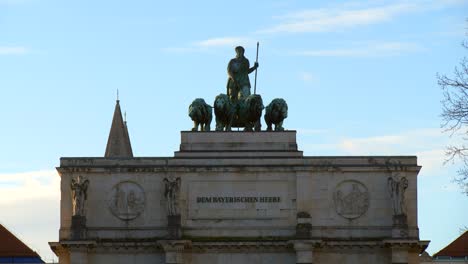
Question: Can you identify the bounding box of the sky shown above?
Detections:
[0,0,467,262]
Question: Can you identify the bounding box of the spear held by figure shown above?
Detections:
[254,41,259,95]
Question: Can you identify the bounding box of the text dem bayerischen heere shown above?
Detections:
[196,196,281,203]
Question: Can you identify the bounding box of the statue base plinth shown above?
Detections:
[168,215,181,239]
[296,213,312,239]
[71,215,87,240]
[392,214,408,238]
[393,214,408,227]
[175,131,303,158]
[296,223,312,239]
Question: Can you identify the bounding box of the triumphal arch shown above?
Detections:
[50,46,429,264]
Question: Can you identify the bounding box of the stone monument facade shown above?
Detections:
[49,46,429,263]
[49,115,429,263]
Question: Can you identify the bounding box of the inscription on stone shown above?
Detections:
[333,180,369,219]
[189,181,291,219]
[108,181,146,220]
[197,196,281,203]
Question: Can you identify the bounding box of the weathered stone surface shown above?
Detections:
[70,215,86,240]
[178,131,299,152]
[50,131,428,264]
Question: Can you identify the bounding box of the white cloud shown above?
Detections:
[259,0,467,34]
[0,170,59,203]
[335,128,445,155]
[0,198,59,262]
[164,37,254,54]
[335,128,459,176]
[0,46,29,55]
[416,149,448,176]
[300,128,460,177]
[299,72,317,83]
[260,3,418,34]
[194,37,253,48]
[0,170,60,262]
[294,42,423,57]
[339,134,405,154]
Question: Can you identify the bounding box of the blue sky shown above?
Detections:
[0,0,467,261]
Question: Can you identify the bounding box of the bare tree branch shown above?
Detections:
[439,33,468,195]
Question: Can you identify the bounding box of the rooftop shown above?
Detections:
[434,231,468,258]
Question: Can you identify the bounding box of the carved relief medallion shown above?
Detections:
[108,181,146,220]
[333,180,369,219]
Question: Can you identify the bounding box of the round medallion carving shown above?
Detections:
[108,181,146,220]
[333,180,369,219]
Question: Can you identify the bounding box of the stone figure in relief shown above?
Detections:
[164,177,181,216]
[227,46,259,101]
[388,176,409,216]
[333,181,369,219]
[108,181,146,220]
[70,175,89,216]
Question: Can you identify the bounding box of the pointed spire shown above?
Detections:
[105,99,133,158]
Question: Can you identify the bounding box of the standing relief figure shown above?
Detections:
[71,176,90,216]
[387,176,409,216]
[163,177,181,216]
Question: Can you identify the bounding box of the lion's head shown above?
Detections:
[244,94,264,122]
[214,94,230,111]
[214,94,234,122]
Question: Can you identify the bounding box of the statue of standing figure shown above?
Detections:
[227,46,259,101]
[163,177,181,216]
[388,176,409,216]
[212,46,264,131]
[71,176,89,216]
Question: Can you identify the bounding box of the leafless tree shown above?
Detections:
[438,33,468,195]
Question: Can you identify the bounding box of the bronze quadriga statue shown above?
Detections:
[214,93,263,132]
[188,45,288,132]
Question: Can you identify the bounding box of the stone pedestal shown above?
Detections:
[175,131,303,158]
[296,212,312,239]
[71,215,87,240]
[393,214,408,226]
[392,214,409,238]
[168,215,182,239]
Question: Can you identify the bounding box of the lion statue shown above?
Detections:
[264,98,288,131]
[188,98,212,131]
[235,94,264,132]
[214,94,235,131]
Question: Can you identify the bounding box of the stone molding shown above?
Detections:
[158,240,192,264]
[191,241,292,252]
[57,165,421,175]
[58,156,419,168]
